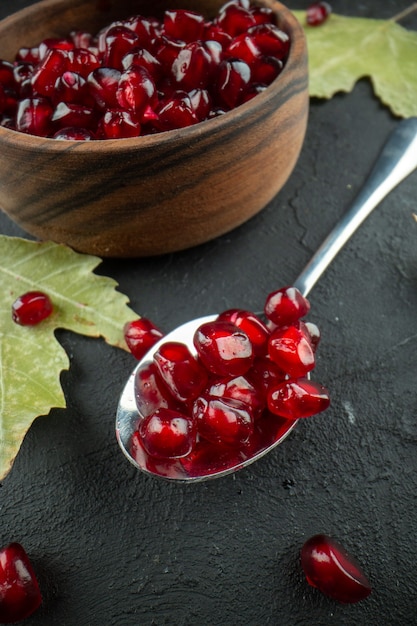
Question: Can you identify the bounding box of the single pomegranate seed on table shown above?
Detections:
[124,317,164,360]
[138,407,197,458]
[12,290,53,326]
[264,286,310,326]
[268,321,315,378]
[301,534,372,603]
[15,97,53,136]
[0,542,42,623]
[306,2,332,26]
[194,320,254,377]
[164,9,206,42]
[153,341,208,403]
[192,395,254,446]
[267,377,330,420]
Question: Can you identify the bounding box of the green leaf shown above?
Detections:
[293,11,417,118]
[0,235,138,479]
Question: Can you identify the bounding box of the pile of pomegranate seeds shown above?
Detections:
[0,0,291,139]
[126,286,330,476]
[301,534,372,604]
[306,2,332,26]
[11,290,53,326]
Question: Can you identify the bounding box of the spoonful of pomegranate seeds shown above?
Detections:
[116,117,417,481]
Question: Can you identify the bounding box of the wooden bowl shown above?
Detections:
[0,0,308,257]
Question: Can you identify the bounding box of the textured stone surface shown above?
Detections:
[0,1,417,624]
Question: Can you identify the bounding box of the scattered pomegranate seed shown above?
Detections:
[12,290,53,326]
[0,1,292,139]
[138,407,197,458]
[0,542,42,623]
[306,2,332,26]
[124,317,164,360]
[264,286,310,326]
[301,534,372,603]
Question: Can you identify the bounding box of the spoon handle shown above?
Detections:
[294,117,417,297]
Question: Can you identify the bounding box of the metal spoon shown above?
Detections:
[116,118,417,482]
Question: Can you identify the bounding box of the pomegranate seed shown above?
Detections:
[171,42,214,90]
[301,534,371,603]
[124,318,164,360]
[215,58,251,109]
[188,88,212,120]
[217,309,270,355]
[306,2,332,26]
[53,126,95,140]
[15,97,53,136]
[96,108,141,139]
[87,67,121,109]
[138,407,197,458]
[206,374,264,419]
[102,25,140,69]
[180,437,247,476]
[156,35,186,73]
[241,82,267,103]
[116,66,157,117]
[267,377,330,420]
[0,61,15,88]
[264,286,310,326]
[122,48,162,82]
[38,37,74,59]
[52,70,92,105]
[31,48,68,96]
[153,341,208,403]
[193,320,254,377]
[247,24,290,61]
[70,30,95,49]
[304,321,321,351]
[52,101,96,130]
[193,395,253,446]
[134,362,183,417]
[216,3,257,37]
[155,92,197,131]
[204,24,233,47]
[246,355,286,399]
[164,9,206,42]
[225,33,262,66]
[122,15,160,52]
[250,6,275,26]
[268,322,315,378]
[67,48,100,77]
[13,63,34,88]
[12,290,53,326]
[251,56,283,84]
[0,543,42,622]
[131,430,187,477]
[15,47,40,64]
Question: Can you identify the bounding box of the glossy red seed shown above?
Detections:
[217,309,270,356]
[52,101,96,130]
[131,430,187,478]
[155,93,197,131]
[13,63,34,88]
[301,534,372,603]
[180,437,247,477]
[12,290,53,326]
[225,34,262,66]
[96,108,141,138]
[247,24,290,61]
[267,377,330,420]
[102,25,140,69]
[0,542,42,623]
[0,85,6,115]
[304,321,321,351]
[53,70,92,105]
[268,322,315,378]
[67,48,100,77]
[0,60,15,88]
[153,341,208,403]
[216,3,257,37]
[138,407,197,458]
[306,2,332,26]
[122,48,163,81]
[31,48,68,96]
[87,67,121,109]
[156,35,186,73]
[194,320,254,377]
[122,15,160,52]
[251,55,283,84]
[124,318,164,360]
[264,286,310,326]
[116,66,157,116]
[38,37,74,59]
[53,126,95,140]
[250,6,275,26]
[246,355,286,398]
[193,395,253,446]
[207,374,264,419]
[215,58,251,108]
[164,9,206,43]
[203,24,233,47]
[188,88,212,120]
[15,47,40,64]
[15,97,53,136]
[70,30,95,50]
[171,41,213,90]
[134,362,183,418]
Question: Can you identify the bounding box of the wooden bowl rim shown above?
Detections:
[0,0,307,153]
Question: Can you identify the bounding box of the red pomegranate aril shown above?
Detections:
[13,63,34,88]
[116,66,157,116]
[204,24,233,47]
[207,374,264,419]
[12,290,53,326]
[67,48,100,77]
[267,377,330,420]
[38,37,74,59]
[53,70,92,105]
[164,9,206,43]
[304,321,321,351]
[0,61,15,88]
[171,42,214,90]
[15,97,53,136]
[52,101,96,131]
[306,2,332,26]
[124,317,164,360]
[247,355,286,398]
[122,15,160,52]
[134,362,183,418]
[31,48,68,96]
[268,322,315,378]
[155,93,197,131]
[215,58,251,108]
[301,534,372,604]
[193,395,254,446]
[102,25,140,69]
[53,126,95,140]
[87,67,121,109]
[96,108,141,138]
[194,320,254,377]
[0,542,42,623]
[15,47,40,64]
[131,430,187,478]
[180,437,247,476]
[156,35,186,73]
[251,55,283,84]
[241,82,267,103]
[188,88,212,120]
[153,341,208,403]
[122,48,163,81]
[225,34,262,66]
[70,30,95,50]
[247,24,290,61]
[217,309,270,356]
[264,286,310,326]
[250,6,275,26]
[138,407,197,458]
[216,3,257,37]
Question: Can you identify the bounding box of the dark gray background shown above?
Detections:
[1,1,417,624]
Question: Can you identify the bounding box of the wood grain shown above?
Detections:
[0,0,308,257]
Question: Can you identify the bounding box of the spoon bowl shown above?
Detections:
[116,117,417,481]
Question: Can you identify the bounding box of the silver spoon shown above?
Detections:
[116,118,417,482]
